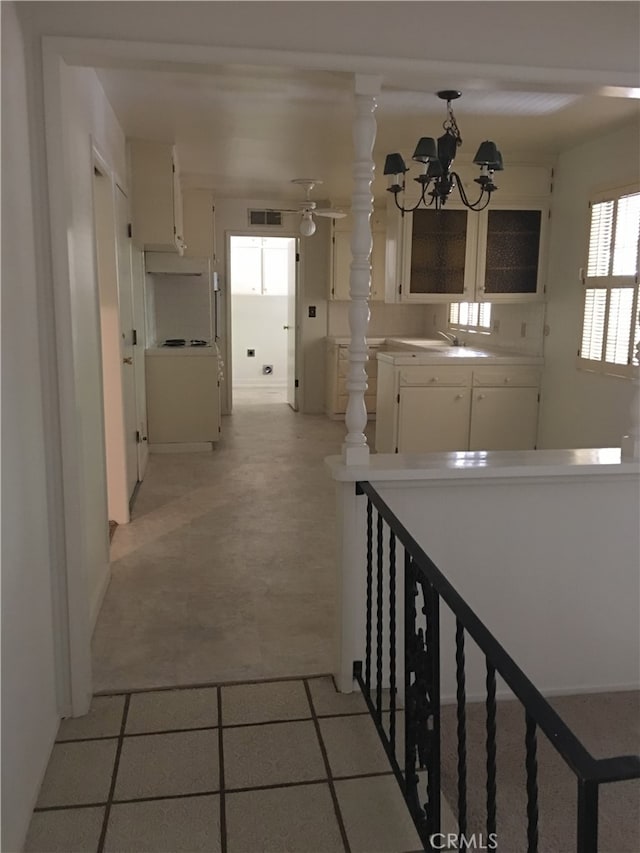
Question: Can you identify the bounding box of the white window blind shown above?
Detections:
[449,302,491,332]
[579,186,640,377]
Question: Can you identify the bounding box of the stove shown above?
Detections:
[162,339,210,348]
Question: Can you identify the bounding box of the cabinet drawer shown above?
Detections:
[399,367,470,387]
[472,366,540,387]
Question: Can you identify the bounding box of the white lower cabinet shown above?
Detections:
[376,360,540,453]
[398,386,471,452]
[146,352,221,446]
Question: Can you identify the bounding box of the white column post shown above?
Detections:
[622,340,640,459]
[342,75,381,466]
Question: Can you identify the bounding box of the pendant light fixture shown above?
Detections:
[384,90,504,212]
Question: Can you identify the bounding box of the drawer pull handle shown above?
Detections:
[478,394,486,400]
[455,394,464,400]
[504,377,511,383]
[430,377,439,383]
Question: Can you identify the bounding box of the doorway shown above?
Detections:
[92,160,140,525]
[228,235,298,408]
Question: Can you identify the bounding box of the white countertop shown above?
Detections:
[378,348,543,366]
[327,336,542,365]
[326,448,640,483]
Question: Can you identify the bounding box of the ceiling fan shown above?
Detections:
[275,179,347,236]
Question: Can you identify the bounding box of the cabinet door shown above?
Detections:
[402,207,478,302]
[469,386,539,451]
[331,231,352,300]
[477,208,544,300]
[398,386,471,452]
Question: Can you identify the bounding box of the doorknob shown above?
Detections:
[122,357,133,365]
[283,325,291,330]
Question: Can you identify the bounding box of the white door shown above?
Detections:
[130,246,149,479]
[115,185,139,499]
[287,241,299,410]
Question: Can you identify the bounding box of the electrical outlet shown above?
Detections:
[247,349,255,357]
[520,322,527,338]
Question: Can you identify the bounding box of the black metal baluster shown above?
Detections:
[525,711,539,853]
[389,530,397,757]
[365,498,373,690]
[376,512,383,720]
[404,555,420,820]
[577,779,599,853]
[425,582,441,838]
[486,661,497,837]
[455,619,468,836]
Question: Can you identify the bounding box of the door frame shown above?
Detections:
[224,229,301,413]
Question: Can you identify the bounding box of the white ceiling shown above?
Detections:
[96,62,639,203]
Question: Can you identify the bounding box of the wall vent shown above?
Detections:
[248,209,282,226]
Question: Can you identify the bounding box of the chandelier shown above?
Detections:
[383,90,504,212]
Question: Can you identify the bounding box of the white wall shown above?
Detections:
[213,198,330,413]
[377,475,640,700]
[58,61,128,625]
[539,120,640,448]
[232,295,288,387]
[1,5,60,850]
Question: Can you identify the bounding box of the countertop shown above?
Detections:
[378,347,543,366]
[327,336,542,366]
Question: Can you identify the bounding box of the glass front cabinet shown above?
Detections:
[393,202,547,303]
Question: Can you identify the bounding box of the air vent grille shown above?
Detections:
[248,209,282,226]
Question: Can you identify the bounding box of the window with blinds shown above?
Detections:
[579,186,640,377]
[449,301,492,332]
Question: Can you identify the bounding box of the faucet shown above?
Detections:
[437,330,460,346]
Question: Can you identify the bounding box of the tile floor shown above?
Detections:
[26,676,424,853]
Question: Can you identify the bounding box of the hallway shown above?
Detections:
[92,403,368,692]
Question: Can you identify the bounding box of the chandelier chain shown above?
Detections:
[444,100,462,146]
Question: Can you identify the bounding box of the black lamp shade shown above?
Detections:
[384,153,408,175]
[473,140,501,167]
[426,159,444,178]
[411,137,438,164]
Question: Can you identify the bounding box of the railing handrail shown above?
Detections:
[356,480,640,786]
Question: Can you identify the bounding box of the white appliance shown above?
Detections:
[145,347,222,451]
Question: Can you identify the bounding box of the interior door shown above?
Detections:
[115,185,139,499]
[286,239,299,411]
[130,246,149,479]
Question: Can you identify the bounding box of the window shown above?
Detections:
[578,186,640,377]
[449,302,492,332]
[229,236,295,296]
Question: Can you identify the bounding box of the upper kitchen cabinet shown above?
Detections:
[130,140,184,253]
[182,189,216,261]
[330,209,385,302]
[385,163,552,304]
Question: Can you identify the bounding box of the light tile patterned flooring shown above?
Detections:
[26,676,423,853]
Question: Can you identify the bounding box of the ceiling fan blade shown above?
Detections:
[315,208,348,219]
